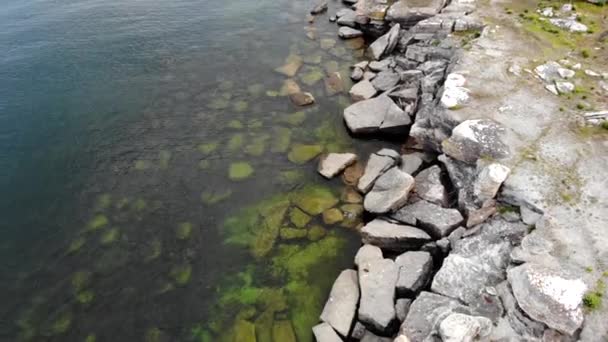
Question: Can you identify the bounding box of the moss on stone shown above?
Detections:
[291,185,338,215]
[229,162,254,181]
[132,198,147,211]
[95,194,112,211]
[281,111,307,126]
[280,227,308,240]
[85,334,97,342]
[248,84,264,97]
[176,222,193,240]
[86,214,109,231]
[278,170,305,185]
[307,225,327,241]
[227,133,245,152]
[266,90,279,97]
[76,290,95,305]
[207,98,230,110]
[134,160,150,170]
[273,320,297,342]
[50,311,72,335]
[232,320,256,342]
[198,160,212,170]
[198,142,219,155]
[72,271,91,292]
[254,309,274,342]
[144,239,162,262]
[271,127,292,153]
[287,144,323,164]
[245,134,269,157]
[201,189,233,205]
[233,100,249,112]
[67,237,86,254]
[228,120,244,129]
[300,66,325,86]
[340,204,364,229]
[322,208,344,225]
[170,264,192,286]
[99,228,119,245]
[289,207,311,228]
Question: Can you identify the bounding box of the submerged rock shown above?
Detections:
[289,92,315,106]
[364,167,415,214]
[310,0,328,15]
[344,95,410,134]
[394,251,433,297]
[324,72,345,96]
[273,320,297,342]
[507,263,587,335]
[442,119,509,164]
[288,144,323,164]
[361,219,432,252]
[358,258,398,333]
[228,162,254,181]
[320,269,360,336]
[318,153,357,179]
[275,54,303,77]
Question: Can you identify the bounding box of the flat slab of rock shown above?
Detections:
[350,79,377,102]
[361,219,432,252]
[369,24,401,60]
[344,95,410,134]
[386,0,446,26]
[414,165,448,207]
[312,322,343,342]
[358,258,398,333]
[391,200,463,238]
[395,251,433,296]
[318,153,357,179]
[339,26,364,39]
[371,71,401,92]
[507,263,587,335]
[400,292,471,342]
[358,150,399,193]
[355,244,384,267]
[321,269,360,336]
[442,119,509,164]
[364,167,415,214]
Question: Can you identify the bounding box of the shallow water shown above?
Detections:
[0,0,396,340]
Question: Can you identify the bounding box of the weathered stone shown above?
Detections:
[358,151,399,193]
[351,67,364,81]
[352,321,367,339]
[363,71,377,81]
[386,0,447,26]
[361,219,432,252]
[341,187,363,204]
[466,205,497,228]
[371,71,401,92]
[414,165,447,207]
[391,200,463,238]
[343,162,365,186]
[275,54,303,77]
[289,92,315,106]
[473,163,511,203]
[349,79,378,102]
[310,0,328,15]
[369,24,401,60]
[318,153,357,179]
[399,153,424,175]
[360,330,393,342]
[440,73,469,109]
[312,322,342,342]
[368,59,392,72]
[337,10,358,27]
[442,119,510,164]
[400,292,471,342]
[323,208,344,225]
[320,269,360,336]
[555,81,574,94]
[438,313,493,342]
[355,244,384,267]
[358,258,398,333]
[364,167,415,214]
[510,231,554,264]
[395,299,413,322]
[549,18,587,32]
[496,281,546,339]
[394,251,433,296]
[273,320,297,342]
[279,78,302,96]
[507,264,587,336]
[438,154,478,214]
[339,26,364,39]
[325,72,345,96]
[345,95,411,134]
[534,61,565,82]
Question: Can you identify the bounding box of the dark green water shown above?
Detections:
[0,0,393,341]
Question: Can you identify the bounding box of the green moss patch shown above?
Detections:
[228,162,254,181]
[197,142,219,155]
[99,228,119,245]
[176,222,193,240]
[287,144,323,164]
[289,207,311,228]
[271,127,292,153]
[281,111,307,126]
[201,189,233,205]
[291,185,338,215]
[170,264,192,286]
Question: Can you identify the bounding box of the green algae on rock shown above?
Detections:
[201,189,233,205]
[271,127,292,153]
[228,119,244,129]
[291,185,338,215]
[197,142,219,155]
[158,150,171,169]
[281,111,307,126]
[176,222,193,240]
[72,270,92,292]
[228,162,254,181]
[245,134,269,157]
[322,208,344,225]
[280,227,308,240]
[170,264,192,286]
[76,290,95,305]
[232,320,256,342]
[86,214,109,231]
[289,207,312,228]
[144,239,162,262]
[94,194,112,211]
[287,144,323,164]
[67,237,86,254]
[99,228,119,245]
[300,67,325,86]
[227,133,245,152]
[233,100,249,112]
[278,170,305,185]
[273,320,297,342]
[307,225,327,241]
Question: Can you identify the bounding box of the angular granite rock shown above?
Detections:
[371,71,401,92]
[473,163,511,203]
[358,258,399,333]
[312,322,343,342]
[414,165,448,207]
[318,153,357,179]
[399,153,424,175]
[442,119,510,164]
[355,244,383,267]
[395,298,413,322]
[321,269,360,336]
[349,79,377,102]
[438,313,493,342]
[344,95,410,134]
[395,251,433,296]
[438,154,477,214]
[364,167,415,214]
[369,24,401,60]
[386,0,447,27]
[358,150,399,193]
[361,219,432,252]
[507,263,587,336]
[391,200,463,238]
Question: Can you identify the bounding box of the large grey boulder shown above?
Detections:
[473,163,511,203]
[394,251,433,296]
[358,258,399,333]
[355,244,384,267]
[312,322,343,342]
[507,263,587,336]
[371,71,401,92]
[361,219,432,252]
[344,95,410,134]
[364,167,415,214]
[414,165,448,207]
[431,218,527,318]
[369,24,401,60]
[318,153,357,179]
[391,200,463,238]
[320,269,360,336]
[349,79,378,102]
[358,150,400,193]
[386,0,447,27]
[400,292,472,341]
[442,119,510,164]
[438,313,493,342]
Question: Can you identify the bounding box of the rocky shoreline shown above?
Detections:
[310,0,602,341]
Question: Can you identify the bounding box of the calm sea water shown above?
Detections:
[0,0,395,341]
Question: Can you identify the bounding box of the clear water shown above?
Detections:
[0,0,395,341]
